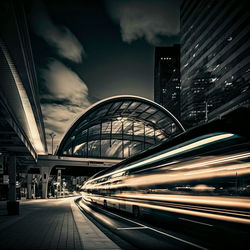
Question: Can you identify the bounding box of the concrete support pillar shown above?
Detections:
[7,153,19,215]
[40,167,50,199]
[27,174,32,199]
[8,154,16,201]
[33,180,36,199]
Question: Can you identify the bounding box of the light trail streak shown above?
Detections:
[97,163,250,191]
[171,152,250,171]
[116,194,250,209]
[117,227,147,230]
[80,200,208,250]
[84,133,235,186]
[178,217,213,227]
[102,196,250,225]
[79,200,115,227]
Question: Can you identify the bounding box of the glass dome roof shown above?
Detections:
[57,95,185,159]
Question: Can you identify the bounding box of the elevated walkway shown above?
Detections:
[0,197,119,250]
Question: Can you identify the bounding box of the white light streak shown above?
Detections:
[85,133,234,185]
[171,152,250,171]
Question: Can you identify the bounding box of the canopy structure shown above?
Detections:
[57,95,185,159]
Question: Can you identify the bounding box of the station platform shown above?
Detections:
[0,197,120,250]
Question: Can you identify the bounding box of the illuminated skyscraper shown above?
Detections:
[154,45,181,119]
[180,0,250,128]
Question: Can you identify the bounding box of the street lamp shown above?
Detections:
[49,132,56,155]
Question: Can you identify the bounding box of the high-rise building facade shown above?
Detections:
[154,45,181,119]
[180,0,250,128]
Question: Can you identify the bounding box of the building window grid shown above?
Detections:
[181,15,249,74]
[181,1,242,63]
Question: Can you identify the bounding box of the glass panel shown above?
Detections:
[127,102,140,111]
[73,142,88,156]
[93,104,111,117]
[73,143,84,154]
[107,102,122,115]
[87,110,99,121]
[82,142,88,157]
[147,111,165,123]
[156,134,165,140]
[119,101,131,111]
[112,121,122,134]
[146,107,157,114]
[155,130,161,135]
[77,119,89,131]
[135,104,149,113]
[81,129,87,136]
[100,140,111,157]
[102,121,111,134]
[105,139,122,158]
[172,123,177,133]
[139,112,151,119]
[123,121,132,135]
[88,140,100,157]
[134,122,144,136]
[140,107,157,119]
[158,117,172,127]
[164,123,176,134]
[145,126,154,137]
[89,124,101,135]
[123,140,130,158]
[129,142,142,157]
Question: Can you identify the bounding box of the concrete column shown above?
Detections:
[8,154,16,202]
[40,167,50,199]
[7,153,19,215]
[33,180,36,199]
[27,174,32,199]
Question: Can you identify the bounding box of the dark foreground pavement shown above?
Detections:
[0,197,119,250]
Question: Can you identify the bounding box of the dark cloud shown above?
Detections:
[40,59,91,152]
[106,0,180,44]
[41,60,89,106]
[30,0,85,62]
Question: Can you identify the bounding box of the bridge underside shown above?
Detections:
[50,165,107,176]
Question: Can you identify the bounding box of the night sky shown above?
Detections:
[27,0,180,152]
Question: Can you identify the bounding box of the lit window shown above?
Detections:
[213,64,220,71]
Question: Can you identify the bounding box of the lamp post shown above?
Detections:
[49,132,56,155]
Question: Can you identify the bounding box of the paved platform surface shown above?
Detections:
[0,197,120,250]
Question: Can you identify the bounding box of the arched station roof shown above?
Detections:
[57,95,185,159]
